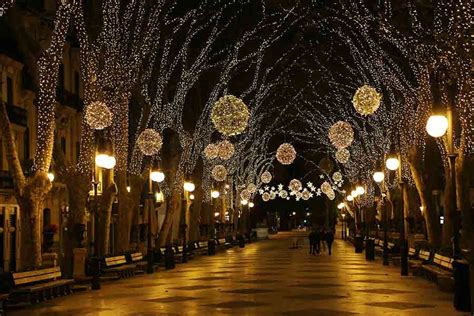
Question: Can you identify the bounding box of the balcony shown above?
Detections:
[5,104,27,127]
[56,88,84,111]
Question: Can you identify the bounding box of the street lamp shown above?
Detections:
[249,202,255,208]
[373,170,389,266]
[47,171,55,182]
[183,181,195,192]
[385,154,408,276]
[426,115,449,138]
[346,195,354,202]
[147,167,165,274]
[241,199,248,206]
[211,190,220,199]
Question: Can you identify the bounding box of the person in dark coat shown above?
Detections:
[319,228,326,252]
[325,229,335,255]
[313,229,321,254]
[308,231,315,254]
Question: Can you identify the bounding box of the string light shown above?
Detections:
[328,121,354,149]
[137,129,163,156]
[85,101,112,130]
[212,165,227,182]
[276,143,296,165]
[352,85,382,116]
[211,95,249,136]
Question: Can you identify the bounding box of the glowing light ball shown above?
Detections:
[302,189,311,201]
[270,191,277,200]
[85,101,112,130]
[247,183,257,194]
[212,165,227,182]
[183,182,195,192]
[204,143,219,159]
[150,171,165,183]
[335,148,350,163]
[289,179,302,192]
[326,189,335,200]
[276,143,296,165]
[328,121,354,149]
[373,171,384,183]
[320,181,332,194]
[279,190,288,199]
[217,140,235,160]
[262,192,271,202]
[240,189,251,201]
[295,191,303,199]
[386,157,400,171]
[260,171,272,184]
[352,85,382,116]
[332,172,343,182]
[211,95,249,136]
[137,129,163,156]
[426,115,448,138]
[211,190,220,198]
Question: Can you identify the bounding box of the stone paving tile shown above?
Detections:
[203,300,268,308]
[146,296,199,303]
[365,301,435,310]
[223,288,274,294]
[279,308,359,315]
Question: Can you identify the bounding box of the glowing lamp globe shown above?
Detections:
[373,171,384,183]
[211,190,220,198]
[103,156,116,169]
[95,154,110,168]
[351,190,358,198]
[337,203,344,209]
[249,202,255,208]
[386,157,400,171]
[346,195,354,201]
[426,115,448,138]
[150,171,165,183]
[47,172,55,182]
[241,199,249,206]
[356,186,365,195]
[183,182,195,192]
[189,194,195,200]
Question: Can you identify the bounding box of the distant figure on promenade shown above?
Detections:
[308,230,317,254]
[314,229,321,254]
[319,228,326,252]
[325,229,335,255]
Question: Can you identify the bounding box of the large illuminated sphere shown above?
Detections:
[204,143,219,159]
[352,85,382,116]
[183,182,195,192]
[289,179,302,192]
[328,121,354,149]
[386,157,400,171]
[240,189,251,201]
[137,129,163,156]
[320,181,332,194]
[276,143,296,165]
[279,190,288,199]
[260,171,272,184]
[150,171,165,183]
[426,115,448,138]
[335,148,350,164]
[373,171,384,183]
[262,192,271,202]
[247,183,257,194]
[332,171,343,182]
[217,140,235,160]
[211,95,249,136]
[85,101,112,130]
[212,165,227,182]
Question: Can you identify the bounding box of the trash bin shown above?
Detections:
[208,239,216,256]
[365,238,375,260]
[453,259,471,312]
[238,234,245,248]
[355,236,364,253]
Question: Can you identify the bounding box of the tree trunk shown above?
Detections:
[407,146,441,247]
[442,162,455,246]
[98,169,116,255]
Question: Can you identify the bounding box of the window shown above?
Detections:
[6,77,13,106]
[43,208,51,227]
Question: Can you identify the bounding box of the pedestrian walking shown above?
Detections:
[314,229,321,254]
[308,231,315,254]
[319,228,326,252]
[325,229,335,255]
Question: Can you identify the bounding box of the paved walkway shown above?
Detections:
[9,232,468,315]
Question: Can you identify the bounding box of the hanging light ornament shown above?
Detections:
[270,191,277,200]
[85,101,112,130]
[204,143,219,159]
[335,148,350,164]
[289,179,302,192]
[328,121,354,149]
[240,189,251,201]
[212,165,227,182]
[320,181,332,194]
[352,85,382,116]
[279,190,288,199]
[211,95,249,136]
[302,189,311,201]
[247,183,257,194]
[262,192,271,202]
[332,172,343,182]
[276,143,296,165]
[260,171,272,184]
[217,140,234,160]
[326,189,336,200]
[137,129,163,156]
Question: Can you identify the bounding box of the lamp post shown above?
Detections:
[373,171,389,266]
[147,168,165,274]
[386,154,409,276]
[91,144,116,290]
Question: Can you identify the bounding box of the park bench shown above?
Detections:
[216,238,230,250]
[174,245,188,263]
[421,253,454,290]
[126,252,148,273]
[8,267,74,305]
[409,249,431,274]
[196,241,208,255]
[102,255,136,279]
